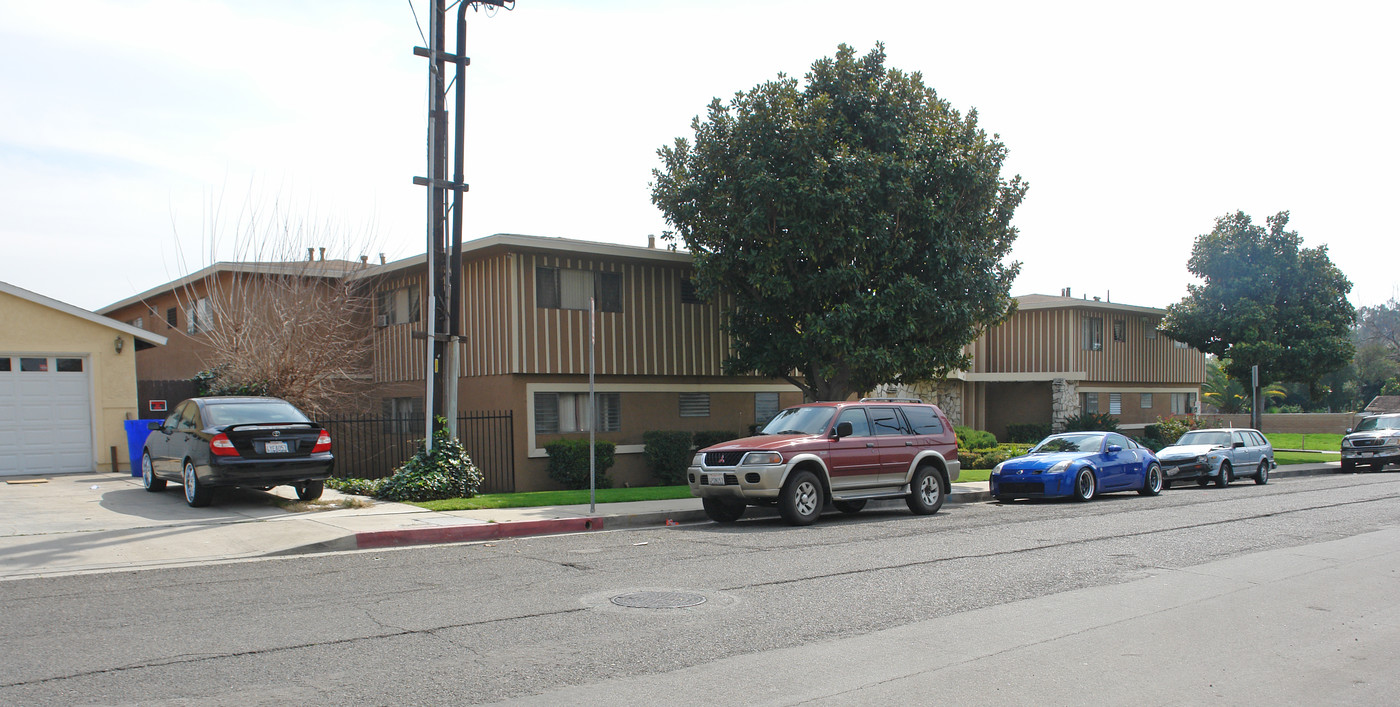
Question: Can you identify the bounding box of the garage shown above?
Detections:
[0,355,94,475]
[0,281,166,476]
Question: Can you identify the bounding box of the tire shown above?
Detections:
[1162,480,1174,490]
[296,480,324,501]
[141,451,166,492]
[906,465,945,515]
[1073,468,1097,502]
[1341,459,1355,473]
[778,470,823,526]
[702,497,746,523]
[1215,462,1231,488]
[182,460,212,507]
[1254,460,1269,485]
[1138,463,1162,496]
[833,499,867,514]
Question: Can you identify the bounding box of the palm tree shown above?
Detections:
[1202,358,1285,413]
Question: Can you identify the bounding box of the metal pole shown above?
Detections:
[422,0,441,450]
[589,296,596,513]
[1251,365,1261,431]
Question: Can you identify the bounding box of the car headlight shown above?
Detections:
[691,453,705,467]
[1049,460,1071,473]
[1384,437,1400,448]
[1195,455,1208,463]
[1342,439,1353,448]
[992,462,1004,475]
[742,452,783,465]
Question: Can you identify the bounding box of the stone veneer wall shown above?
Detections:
[1051,378,1079,433]
[870,381,965,427]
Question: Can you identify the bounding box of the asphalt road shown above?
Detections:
[2,471,1398,705]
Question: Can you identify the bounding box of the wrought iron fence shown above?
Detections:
[318,410,515,494]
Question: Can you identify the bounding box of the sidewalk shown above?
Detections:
[0,463,1341,581]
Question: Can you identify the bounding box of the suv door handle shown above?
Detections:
[866,442,875,448]
[905,441,914,446]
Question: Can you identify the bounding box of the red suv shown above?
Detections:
[687,399,960,525]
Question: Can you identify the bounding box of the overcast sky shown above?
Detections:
[2,0,1396,313]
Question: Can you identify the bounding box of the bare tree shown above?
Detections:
[172,194,381,418]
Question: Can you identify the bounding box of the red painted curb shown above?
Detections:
[354,516,605,549]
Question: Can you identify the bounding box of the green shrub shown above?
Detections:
[325,477,386,496]
[1062,412,1119,432]
[376,419,484,502]
[955,426,998,450]
[1004,423,1051,444]
[693,430,740,449]
[1152,415,1227,446]
[961,443,1032,470]
[545,438,616,490]
[643,431,694,485]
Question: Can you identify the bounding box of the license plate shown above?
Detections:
[706,473,725,486]
[1360,452,1373,457]
[264,441,289,454]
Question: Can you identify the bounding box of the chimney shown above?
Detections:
[648,234,656,249]
[1107,290,1111,303]
[379,253,386,265]
[360,255,369,266]
[307,247,315,261]
[318,247,326,261]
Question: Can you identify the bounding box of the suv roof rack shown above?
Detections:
[858,397,923,403]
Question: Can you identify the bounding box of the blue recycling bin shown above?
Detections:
[124,419,162,476]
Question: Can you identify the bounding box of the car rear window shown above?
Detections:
[204,401,310,426]
[902,406,945,435]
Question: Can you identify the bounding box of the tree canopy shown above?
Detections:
[650,44,1025,401]
[1163,211,1354,393]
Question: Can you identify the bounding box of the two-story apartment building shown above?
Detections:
[890,293,1206,438]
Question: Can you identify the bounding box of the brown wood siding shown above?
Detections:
[972,306,1205,384]
[371,272,426,383]
[459,254,513,377]
[515,253,731,377]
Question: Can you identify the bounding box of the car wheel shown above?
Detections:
[778,470,823,526]
[1340,459,1355,472]
[1138,463,1162,496]
[141,451,166,492]
[833,499,867,514]
[1073,468,1097,502]
[702,497,746,523]
[296,480,324,501]
[182,460,212,507]
[906,465,945,516]
[1255,460,1269,485]
[1215,462,1231,488]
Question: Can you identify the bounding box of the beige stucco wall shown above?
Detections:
[1,290,141,473]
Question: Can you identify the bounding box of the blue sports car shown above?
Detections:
[990,431,1163,502]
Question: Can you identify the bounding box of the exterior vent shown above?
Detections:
[376,314,389,328]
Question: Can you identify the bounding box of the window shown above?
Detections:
[166,307,177,328]
[128,317,143,329]
[535,267,622,312]
[1107,433,1130,449]
[186,297,212,334]
[1171,392,1197,415]
[0,358,9,371]
[1143,317,1157,339]
[755,392,780,427]
[835,408,872,436]
[903,406,946,435]
[534,392,621,433]
[56,358,83,372]
[377,286,421,326]
[1112,320,1126,343]
[1140,393,1153,409]
[381,397,425,434]
[679,393,710,417]
[1081,317,1103,351]
[680,278,703,305]
[1173,339,1189,349]
[1109,393,1122,415]
[869,407,909,436]
[1082,392,1099,413]
[20,357,47,372]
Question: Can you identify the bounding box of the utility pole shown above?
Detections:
[413,0,514,449]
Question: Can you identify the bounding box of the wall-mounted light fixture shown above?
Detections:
[114,337,125,354]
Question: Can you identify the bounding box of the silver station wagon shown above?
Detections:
[1155,428,1275,488]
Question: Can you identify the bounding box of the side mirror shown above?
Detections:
[834,421,853,439]
[1106,444,1123,454]
[1346,428,1352,434]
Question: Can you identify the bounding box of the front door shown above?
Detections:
[826,407,881,490]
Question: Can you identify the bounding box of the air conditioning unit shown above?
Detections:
[376,314,389,328]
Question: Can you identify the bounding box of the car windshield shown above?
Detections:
[1355,416,1400,432]
[759,406,836,436]
[204,401,310,427]
[1031,434,1104,454]
[1176,430,1232,447]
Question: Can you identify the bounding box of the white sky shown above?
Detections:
[2,0,1396,312]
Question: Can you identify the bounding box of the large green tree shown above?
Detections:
[1163,211,1354,395]
[650,44,1025,401]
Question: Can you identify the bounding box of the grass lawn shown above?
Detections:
[415,485,695,511]
[1274,451,1338,465]
[956,469,991,483]
[1265,433,1344,452]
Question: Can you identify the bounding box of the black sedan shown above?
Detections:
[140,397,334,507]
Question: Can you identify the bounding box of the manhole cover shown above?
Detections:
[609,591,707,609]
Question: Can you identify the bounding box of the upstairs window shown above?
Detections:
[1112,320,1126,343]
[1081,317,1103,351]
[186,297,212,334]
[1142,317,1157,339]
[1173,339,1190,349]
[377,286,421,326]
[536,267,622,312]
[680,278,704,305]
[166,307,177,328]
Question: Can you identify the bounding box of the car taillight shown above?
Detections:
[313,430,332,454]
[210,433,239,457]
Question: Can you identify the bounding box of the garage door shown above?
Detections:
[0,355,94,476]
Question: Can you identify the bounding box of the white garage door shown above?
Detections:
[0,355,94,476]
